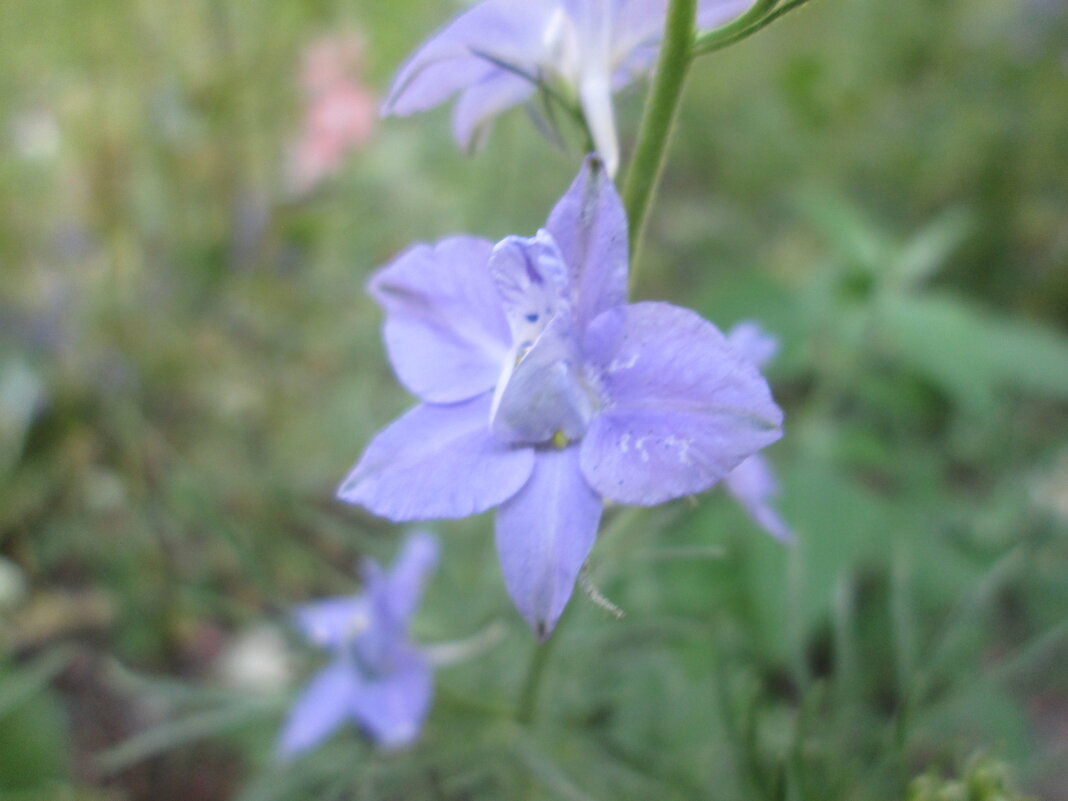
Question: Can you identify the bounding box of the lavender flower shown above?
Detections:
[382,0,757,175]
[277,532,438,758]
[339,158,782,638]
[723,321,794,543]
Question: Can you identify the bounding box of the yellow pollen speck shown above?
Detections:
[552,430,569,449]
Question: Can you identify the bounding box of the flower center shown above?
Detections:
[487,230,601,445]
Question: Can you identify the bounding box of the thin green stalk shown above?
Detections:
[516,605,569,727]
[622,0,697,290]
[516,641,552,728]
[515,621,561,796]
[692,0,778,53]
[693,0,812,57]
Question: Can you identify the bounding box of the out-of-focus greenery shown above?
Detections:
[1,0,1066,800]
[907,753,1038,801]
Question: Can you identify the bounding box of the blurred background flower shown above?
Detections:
[286,32,377,195]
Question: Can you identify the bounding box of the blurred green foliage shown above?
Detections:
[1,0,1066,799]
[908,754,1037,801]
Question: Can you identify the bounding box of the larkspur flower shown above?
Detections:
[382,0,757,175]
[277,532,438,758]
[724,321,795,543]
[339,158,782,638]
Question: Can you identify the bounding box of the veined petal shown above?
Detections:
[496,445,602,639]
[338,395,535,521]
[452,71,537,152]
[383,0,558,117]
[544,157,628,339]
[350,648,433,749]
[580,302,783,505]
[277,660,360,760]
[491,312,593,444]
[726,453,794,543]
[370,236,510,404]
[697,0,760,30]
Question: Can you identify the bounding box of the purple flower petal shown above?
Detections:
[370,236,511,404]
[613,43,658,87]
[378,532,440,627]
[338,394,535,521]
[544,157,628,341]
[277,659,361,760]
[491,312,594,444]
[293,596,371,652]
[610,0,669,55]
[383,0,557,119]
[725,453,794,543]
[358,534,439,672]
[580,302,783,505]
[489,231,571,351]
[452,71,537,152]
[726,320,779,369]
[383,0,758,164]
[496,445,602,639]
[350,649,433,749]
[358,540,437,670]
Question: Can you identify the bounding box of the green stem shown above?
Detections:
[692,0,811,57]
[622,0,697,291]
[692,0,777,53]
[515,607,568,727]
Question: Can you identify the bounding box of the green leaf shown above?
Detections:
[743,456,895,660]
[0,648,72,720]
[0,654,70,790]
[513,734,598,801]
[890,208,972,291]
[0,358,44,476]
[795,189,892,272]
[879,293,1068,411]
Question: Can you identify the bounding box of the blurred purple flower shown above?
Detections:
[724,321,794,543]
[382,0,757,175]
[277,532,439,758]
[339,159,782,638]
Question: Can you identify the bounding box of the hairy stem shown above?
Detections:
[622,0,697,291]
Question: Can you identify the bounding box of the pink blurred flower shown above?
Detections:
[287,33,376,194]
